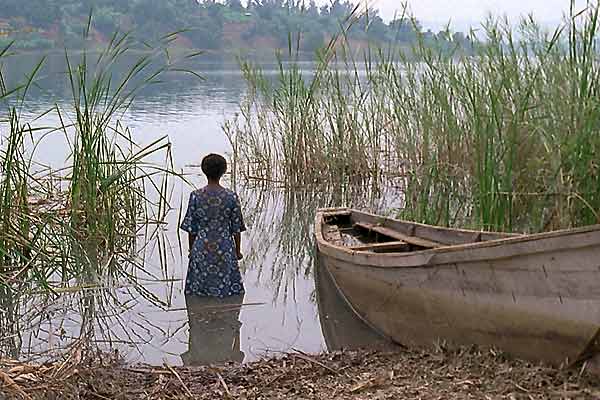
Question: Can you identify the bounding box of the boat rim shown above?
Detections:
[315,207,600,261]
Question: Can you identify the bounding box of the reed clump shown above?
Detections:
[0,19,201,358]
[227,4,600,232]
[224,8,387,188]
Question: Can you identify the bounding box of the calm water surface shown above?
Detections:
[2,54,401,365]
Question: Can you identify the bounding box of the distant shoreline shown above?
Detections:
[6,43,417,63]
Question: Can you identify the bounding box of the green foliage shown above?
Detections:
[0,29,200,301]
[0,0,467,52]
[227,6,600,233]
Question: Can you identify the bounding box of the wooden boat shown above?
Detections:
[315,208,600,373]
[315,255,397,352]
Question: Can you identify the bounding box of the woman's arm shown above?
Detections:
[181,192,199,257]
[232,193,245,260]
[188,233,197,257]
[234,232,242,260]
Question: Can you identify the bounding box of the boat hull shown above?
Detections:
[316,209,600,369]
[315,256,397,352]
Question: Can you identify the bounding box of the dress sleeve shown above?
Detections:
[230,193,246,234]
[180,192,199,234]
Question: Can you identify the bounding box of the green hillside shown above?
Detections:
[0,0,468,52]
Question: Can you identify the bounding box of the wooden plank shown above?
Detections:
[323,225,342,243]
[354,222,443,248]
[350,241,410,252]
[349,209,517,245]
[322,209,352,218]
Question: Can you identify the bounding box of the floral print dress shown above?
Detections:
[180,187,246,298]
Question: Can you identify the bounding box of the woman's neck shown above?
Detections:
[206,180,222,189]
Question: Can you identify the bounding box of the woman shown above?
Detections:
[180,153,246,297]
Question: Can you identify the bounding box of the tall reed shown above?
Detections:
[60,26,176,285]
[0,18,202,358]
[227,4,600,232]
[224,7,383,187]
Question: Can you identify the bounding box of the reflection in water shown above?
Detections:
[0,290,20,359]
[182,294,244,365]
[239,183,403,304]
[4,283,176,363]
[3,183,402,365]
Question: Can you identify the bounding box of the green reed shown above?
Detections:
[391,6,600,232]
[228,3,600,232]
[239,181,396,304]
[0,45,59,292]
[225,7,381,187]
[0,17,202,358]
[60,27,175,285]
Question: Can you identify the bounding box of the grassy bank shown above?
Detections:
[227,5,600,233]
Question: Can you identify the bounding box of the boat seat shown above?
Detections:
[354,222,443,248]
[350,241,411,252]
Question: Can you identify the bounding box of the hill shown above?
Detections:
[0,0,469,54]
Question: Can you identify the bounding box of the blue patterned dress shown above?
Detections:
[180,187,246,298]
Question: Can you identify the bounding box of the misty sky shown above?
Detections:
[314,0,589,31]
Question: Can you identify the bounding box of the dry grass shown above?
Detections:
[1,347,599,399]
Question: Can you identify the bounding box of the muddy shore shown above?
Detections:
[1,346,599,399]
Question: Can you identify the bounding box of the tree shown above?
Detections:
[301,29,324,52]
[365,14,387,42]
[389,18,420,42]
[0,0,458,53]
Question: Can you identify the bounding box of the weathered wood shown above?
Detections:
[322,208,352,218]
[314,208,600,376]
[349,210,517,245]
[589,354,600,376]
[350,241,410,252]
[314,259,393,352]
[354,222,443,248]
[323,224,342,242]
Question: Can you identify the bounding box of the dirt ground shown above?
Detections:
[1,347,599,399]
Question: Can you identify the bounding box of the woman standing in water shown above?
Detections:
[180,153,246,297]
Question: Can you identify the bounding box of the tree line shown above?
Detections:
[0,0,470,53]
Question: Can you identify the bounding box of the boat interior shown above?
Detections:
[321,209,515,254]
[322,212,441,254]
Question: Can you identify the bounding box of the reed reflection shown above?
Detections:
[238,182,404,304]
[181,294,244,366]
[3,182,403,364]
[4,284,166,363]
[0,289,20,359]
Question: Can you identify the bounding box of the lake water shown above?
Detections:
[0,54,401,366]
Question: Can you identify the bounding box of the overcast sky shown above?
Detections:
[314,0,590,31]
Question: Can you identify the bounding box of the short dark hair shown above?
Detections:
[201,153,227,180]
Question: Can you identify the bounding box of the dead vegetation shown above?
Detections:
[1,347,599,399]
